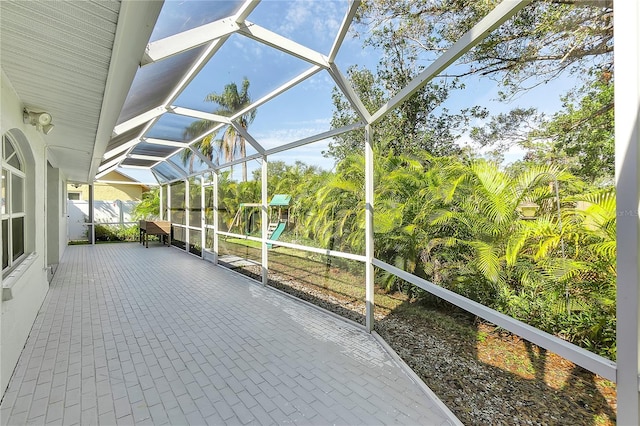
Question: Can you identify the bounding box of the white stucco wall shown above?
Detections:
[1,71,51,396]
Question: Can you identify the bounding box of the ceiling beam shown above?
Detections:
[231,66,322,123]
[234,0,261,23]
[119,165,156,170]
[114,37,230,170]
[189,146,217,169]
[98,153,128,173]
[117,62,321,174]
[329,0,360,62]
[264,122,365,156]
[150,168,167,183]
[165,158,189,178]
[102,138,143,161]
[185,122,227,148]
[112,105,165,136]
[143,138,190,148]
[163,38,229,107]
[111,36,231,172]
[328,63,372,123]
[141,17,240,65]
[170,106,231,124]
[128,154,166,161]
[95,166,118,180]
[231,122,265,155]
[218,153,262,171]
[238,21,330,68]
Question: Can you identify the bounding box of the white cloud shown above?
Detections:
[277,0,343,44]
[269,138,336,171]
[254,123,331,151]
[302,72,334,91]
[279,2,311,35]
[502,144,527,165]
[231,35,265,62]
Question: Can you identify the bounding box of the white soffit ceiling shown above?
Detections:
[1,1,120,182]
[0,0,163,183]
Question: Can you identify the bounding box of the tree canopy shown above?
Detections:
[327,66,483,161]
[342,0,614,183]
[356,0,612,98]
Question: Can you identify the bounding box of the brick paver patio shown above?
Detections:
[1,243,458,425]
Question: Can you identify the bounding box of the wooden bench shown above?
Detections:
[139,220,171,248]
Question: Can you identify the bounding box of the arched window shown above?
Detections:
[2,133,26,272]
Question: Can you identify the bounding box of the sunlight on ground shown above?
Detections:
[475,324,617,425]
[476,329,571,388]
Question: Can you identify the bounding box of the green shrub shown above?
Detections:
[94,224,139,242]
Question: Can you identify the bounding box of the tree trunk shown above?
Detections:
[241,138,247,182]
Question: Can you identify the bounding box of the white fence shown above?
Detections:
[67,200,139,241]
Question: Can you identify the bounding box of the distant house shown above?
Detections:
[66,170,150,201]
[66,171,154,241]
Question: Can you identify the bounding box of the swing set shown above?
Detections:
[227,194,291,246]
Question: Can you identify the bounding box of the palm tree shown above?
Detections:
[183,77,256,181]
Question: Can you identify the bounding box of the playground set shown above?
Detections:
[227,194,291,248]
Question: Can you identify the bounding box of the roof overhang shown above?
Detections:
[0,0,163,183]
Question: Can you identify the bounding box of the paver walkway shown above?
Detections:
[1,243,457,425]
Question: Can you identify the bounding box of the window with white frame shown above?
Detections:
[2,133,26,272]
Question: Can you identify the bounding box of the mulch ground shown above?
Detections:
[237,263,616,426]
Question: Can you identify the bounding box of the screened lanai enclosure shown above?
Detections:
[1,0,639,424]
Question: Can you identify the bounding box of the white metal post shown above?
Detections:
[261,156,268,286]
[185,178,190,253]
[167,184,172,223]
[89,184,95,245]
[167,183,172,247]
[364,124,375,332]
[159,185,164,220]
[201,175,206,259]
[213,171,219,265]
[43,147,48,273]
[615,0,640,423]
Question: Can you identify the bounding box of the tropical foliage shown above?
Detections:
[156,147,617,358]
[203,151,616,357]
[264,154,616,358]
[131,187,160,220]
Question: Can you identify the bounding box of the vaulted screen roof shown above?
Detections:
[1,0,536,185]
[97,0,358,182]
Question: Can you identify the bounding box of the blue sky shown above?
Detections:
[121,0,574,184]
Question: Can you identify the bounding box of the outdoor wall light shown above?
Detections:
[23,108,55,135]
[517,201,539,219]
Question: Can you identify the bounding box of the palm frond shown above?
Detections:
[466,240,502,284]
